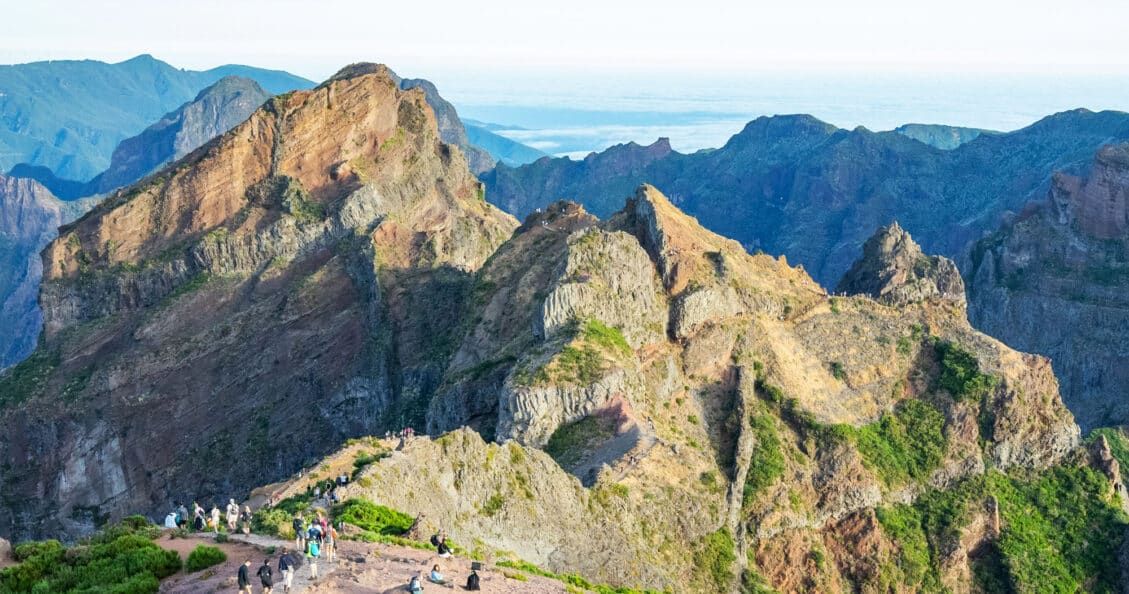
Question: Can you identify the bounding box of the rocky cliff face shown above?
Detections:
[969,144,1129,429]
[836,222,966,308]
[343,185,1092,593]
[894,123,992,150]
[0,176,92,368]
[0,63,515,540]
[83,76,272,197]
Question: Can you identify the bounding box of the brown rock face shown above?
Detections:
[1065,144,1129,239]
[0,63,515,540]
[836,221,966,308]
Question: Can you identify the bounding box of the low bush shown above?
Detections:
[332,498,413,536]
[694,529,736,590]
[851,399,946,485]
[185,545,226,572]
[0,517,182,593]
[934,340,998,402]
[744,412,785,505]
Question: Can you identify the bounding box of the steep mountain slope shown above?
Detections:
[0,54,314,180]
[465,123,549,166]
[0,63,516,540]
[392,76,495,173]
[0,176,92,368]
[329,186,1115,593]
[0,76,271,372]
[969,144,1129,430]
[482,109,1129,287]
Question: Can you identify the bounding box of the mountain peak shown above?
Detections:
[323,62,400,86]
[836,222,966,308]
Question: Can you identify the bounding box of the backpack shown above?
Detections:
[308,541,320,558]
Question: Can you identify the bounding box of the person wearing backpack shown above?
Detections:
[465,570,481,591]
[408,574,424,593]
[306,537,320,580]
[293,515,305,550]
[257,558,274,594]
[278,548,295,593]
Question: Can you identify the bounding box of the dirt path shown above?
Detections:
[158,531,567,593]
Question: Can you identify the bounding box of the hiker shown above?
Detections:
[313,485,320,500]
[237,560,253,594]
[306,537,320,580]
[306,520,322,546]
[193,508,206,531]
[408,574,424,593]
[317,512,329,537]
[240,505,253,535]
[176,502,189,527]
[226,499,240,531]
[163,510,178,528]
[293,515,305,550]
[436,536,452,558]
[465,570,481,591]
[428,564,445,584]
[278,548,295,593]
[257,558,274,594]
[324,523,338,562]
[209,504,221,533]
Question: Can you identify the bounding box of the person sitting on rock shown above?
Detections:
[465,570,481,591]
[408,574,424,593]
[436,536,452,558]
[428,564,445,584]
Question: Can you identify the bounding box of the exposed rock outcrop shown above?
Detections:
[836,221,966,308]
[969,143,1129,429]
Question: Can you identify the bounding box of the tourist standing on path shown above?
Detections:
[257,558,274,594]
[209,504,221,533]
[240,505,253,535]
[306,537,320,581]
[177,502,189,528]
[237,560,253,594]
[278,548,295,593]
[325,524,338,562]
[226,499,240,531]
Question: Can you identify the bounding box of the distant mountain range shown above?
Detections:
[0,54,315,180]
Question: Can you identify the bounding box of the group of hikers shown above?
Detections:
[164,499,252,534]
[236,546,306,594]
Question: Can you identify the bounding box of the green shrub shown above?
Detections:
[934,340,998,402]
[694,529,736,589]
[744,413,785,505]
[185,545,226,572]
[852,399,946,485]
[578,319,631,356]
[481,493,505,516]
[250,507,293,538]
[0,518,181,594]
[830,361,846,380]
[352,449,389,479]
[332,498,413,536]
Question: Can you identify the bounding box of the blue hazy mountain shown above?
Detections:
[0,54,314,180]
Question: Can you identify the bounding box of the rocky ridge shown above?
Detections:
[836,221,966,308]
[0,63,515,541]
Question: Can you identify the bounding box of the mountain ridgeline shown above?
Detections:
[0,64,1124,593]
[0,54,314,181]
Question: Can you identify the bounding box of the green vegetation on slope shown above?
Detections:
[517,318,632,386]
[496,559,666,594]
[694,528,736,590]
[876,466,1127,593]
[0,348,60,409]
[743,411,786,505]
[851,399,947,485]
[0,516,182,594]
[332,498,414,536]
[934,339,998,402]
[545,415,617,467]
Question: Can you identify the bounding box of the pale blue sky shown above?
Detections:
[1,0,1127,81]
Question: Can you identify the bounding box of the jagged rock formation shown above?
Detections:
[361,185,1084,592]
[0,176,93,368]
[0,54,313,180]
[0,63,516,540]
[391,74,495,174]
[894,123,994,150]
[836,222,966,308]
[969,144,1129,429]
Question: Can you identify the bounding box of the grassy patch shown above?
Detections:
[578,318,631,356]
[851,399,946,486]
[481,493,505,516]
[495,559,662,594]
[744,412,786,505]
[352,449,390,479]
[0,516,181,593]
[185,545,227,572]
[694,529,736,590]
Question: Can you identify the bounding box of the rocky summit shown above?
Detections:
[970,143,1129,429]
[836,222,966,309]
[0,63,515,540]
